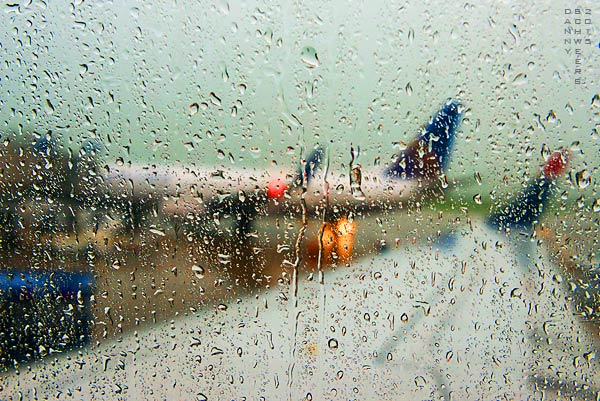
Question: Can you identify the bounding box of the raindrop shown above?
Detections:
[512,73,527,85]
[222,67,229,82]
[584,351,596,364]
[407,28,415,43]
[192,264,205,279]
[565,102,574,114]
[218,253,231,265]
[575,170,591,189]
[328,338,339,350]
[188,103,199,116]
[541,143,551,160]
[300,46,319,68]
[209,92,222,106]
[393,141,407,150]
[473,194,482,205]
[414,375,427,388]
[350,169,366,200]
[350,146,365,200]
[593,199,600,213]
[149,228,166,236]
[45,99,54,115]
[405,82,412,96]
[438,174,449,189]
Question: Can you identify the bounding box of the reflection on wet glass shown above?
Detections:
[0,0,598,400]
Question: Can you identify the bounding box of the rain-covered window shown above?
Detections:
[1,1,599,399]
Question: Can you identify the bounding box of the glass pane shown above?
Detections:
[1,0,598,399]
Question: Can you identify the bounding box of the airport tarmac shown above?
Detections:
[2,215,598,400]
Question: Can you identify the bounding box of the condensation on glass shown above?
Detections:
[0,0,598,400]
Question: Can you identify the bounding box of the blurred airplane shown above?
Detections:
[97,99,463,238]
[0,99,463,248]
[0,100,463,368]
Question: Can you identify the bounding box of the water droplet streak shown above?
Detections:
[349,145,365,200]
